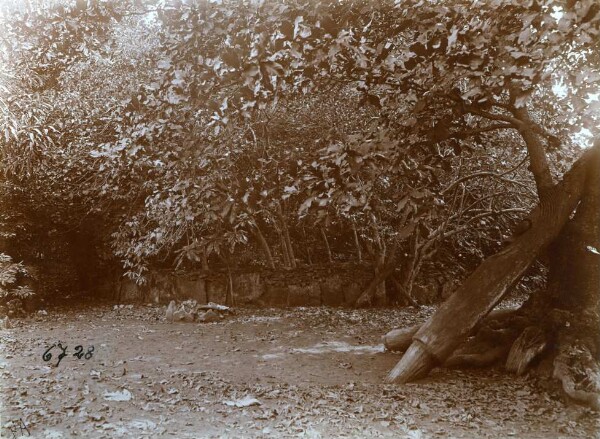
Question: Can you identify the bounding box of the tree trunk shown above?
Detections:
[387,144,597,383]
[395,234,419,302]
[301,227,313,265]
[253,222,276,269]
[356,263,394,307]
[283,227,296,269]
[352,222,362,262]
[220,253,236,307]
[355,240,398,307]
[277,227,290,267]
[201,251,209,271]
[545,141,600,408]
[512,104,554,194]
[276,203,296,269]
[546,151,600,314]
[320,227,333,263]
[391,276,419,307]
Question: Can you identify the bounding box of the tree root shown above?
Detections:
[355,292,373,308]
[382,325,418,352]
[444,326,521,368]
[383,305,600,411]
[506,326,548,375]
[553,332,600,410]
[382,307,521,352]
[444,345,510,368]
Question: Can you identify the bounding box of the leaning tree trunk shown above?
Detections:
[387,143,598,384]
[253,222,276,269]
[320,227,333,263]
[502,145,600,406]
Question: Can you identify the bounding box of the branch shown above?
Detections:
[443,93,523,127]
[444,92,559,153]
[447,123,514,140]
[441,208,528,240]
[511,104,554,194]
[499,153,529,177]
[441,171,534,196]
[464,105,523,126]
[460,190,534,216]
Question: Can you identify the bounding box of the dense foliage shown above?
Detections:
[0,0,598,302]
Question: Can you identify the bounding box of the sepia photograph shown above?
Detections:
[0,0,599,437]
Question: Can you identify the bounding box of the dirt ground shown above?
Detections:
[1,304,599,438]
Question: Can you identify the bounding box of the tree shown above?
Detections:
[132,0,600,406]
[1,0,599,406]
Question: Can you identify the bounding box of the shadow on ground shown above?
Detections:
[1,305,598,438]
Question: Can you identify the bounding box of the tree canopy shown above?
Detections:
[0,0,598,294]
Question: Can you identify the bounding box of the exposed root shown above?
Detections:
[386,317,523,379]
[506,326,548,375]
[444,326,520,368]
[553,332,600,410]
[382,307,522,353]
[445,345,509,368]
[384,303,600,411]
[382,324,418,352]
[355,292,373,308]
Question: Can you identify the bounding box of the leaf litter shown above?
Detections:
[0,304,598,438]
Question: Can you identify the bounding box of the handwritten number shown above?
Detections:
[17,419,30,436]
[42,344,55,362]
[55,343,68,367]
[73,345,84,359]
[4,419,30,438]
[43,342,94,365]
[8,425,19,439]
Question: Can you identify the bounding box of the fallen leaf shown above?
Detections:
[103,389,133,401]
[224,396,262,408]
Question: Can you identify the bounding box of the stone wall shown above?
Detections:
[108,263,387,307]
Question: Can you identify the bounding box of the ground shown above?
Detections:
[1,304,599,438]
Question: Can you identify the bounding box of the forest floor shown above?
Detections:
[0,304,598,438]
